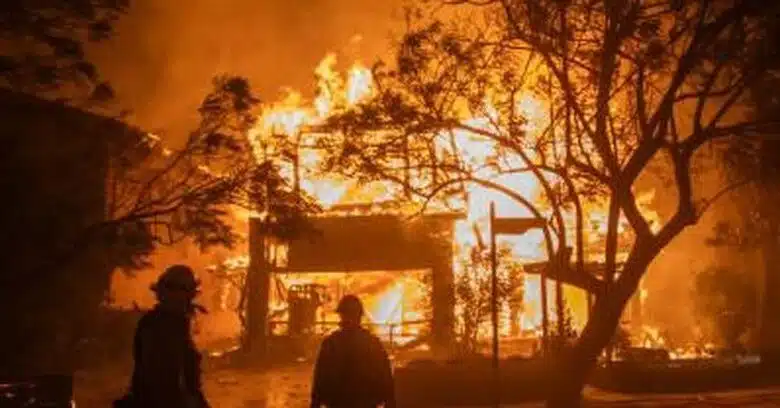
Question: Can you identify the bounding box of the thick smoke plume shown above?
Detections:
[89,0,404,143]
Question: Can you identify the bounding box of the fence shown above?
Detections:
[268,319,431,353]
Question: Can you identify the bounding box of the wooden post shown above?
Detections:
[489,202,500,408]
[555,252,565,343]
[555,247,572,341]
[430,218,455,358]
[541,271,550,354]
[245,219,271,361]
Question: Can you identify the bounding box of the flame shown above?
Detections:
[633,324,716,360]
[258,271,426,346]
[364,281,424,342]
[314,54,339,118]
[220,51,664,347]
[346,63,373,105]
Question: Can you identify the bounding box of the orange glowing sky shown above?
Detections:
[88,0,406,145]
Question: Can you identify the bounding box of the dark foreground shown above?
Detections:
[71,362,780,408]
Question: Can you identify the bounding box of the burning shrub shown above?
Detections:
[693,266,758,352]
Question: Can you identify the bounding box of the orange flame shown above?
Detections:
[229,51,663,344]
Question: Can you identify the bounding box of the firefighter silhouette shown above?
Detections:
[311,295,396,408]
[114,265,210,408]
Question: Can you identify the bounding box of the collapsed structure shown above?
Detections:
[243,206,464,358]
[235,205,658,361]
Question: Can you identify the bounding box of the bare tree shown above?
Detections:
[105,76,317,269]
[11,76,317,281]
[317,1,780,405]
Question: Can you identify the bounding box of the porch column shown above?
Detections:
[430,222,455,357]
[245,218,271,360]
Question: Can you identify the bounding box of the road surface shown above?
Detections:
[74,363,780,408]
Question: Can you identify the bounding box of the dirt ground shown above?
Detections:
[73,362,780,408]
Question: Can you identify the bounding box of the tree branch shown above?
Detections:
[696,178,754,220]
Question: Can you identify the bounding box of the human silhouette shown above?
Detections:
[114,265,210,408]
[310,295,396,408]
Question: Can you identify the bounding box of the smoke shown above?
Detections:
[89,0,405,143]
[100,0,405,321]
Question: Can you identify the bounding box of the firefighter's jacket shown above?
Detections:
[129,306,208,408]
[311,326,396,408]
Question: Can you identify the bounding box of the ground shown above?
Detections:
[73,362,780,408]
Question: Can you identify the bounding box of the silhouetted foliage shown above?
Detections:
[708,20,780,361]
[0,0,129,102]
[693,266,757,351]
[83,75,317,271]
[710,109,780,252]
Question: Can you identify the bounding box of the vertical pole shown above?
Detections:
[541,268,550,355]
[556,248,570,343]
[539,229,550,355]
[489,202,500,408]
[431,219,456,358]
[556,268,565,342]
[246,221,271,361]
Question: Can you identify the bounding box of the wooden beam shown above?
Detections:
[491,217,547,235]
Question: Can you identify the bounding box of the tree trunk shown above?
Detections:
[546,266,642,408]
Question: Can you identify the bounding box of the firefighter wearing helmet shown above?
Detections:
[114,265,210,408]
[310,295,396,408]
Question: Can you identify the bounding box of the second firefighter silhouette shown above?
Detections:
[311,295,396,408]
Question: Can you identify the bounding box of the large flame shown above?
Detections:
[227,52,663,348]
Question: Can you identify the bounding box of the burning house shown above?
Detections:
[224,204,657,361]
[198,52,677,362]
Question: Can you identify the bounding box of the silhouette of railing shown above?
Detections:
[268,319,431,353]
